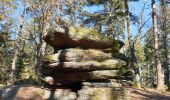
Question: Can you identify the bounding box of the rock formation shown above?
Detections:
[0,85,77,100]
[41,27,132,100]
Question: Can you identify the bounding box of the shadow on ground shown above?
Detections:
[128,87,170,100]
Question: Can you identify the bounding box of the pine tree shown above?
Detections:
[152,0,165,91]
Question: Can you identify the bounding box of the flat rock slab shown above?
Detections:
[44,48,114,62]
[44,27,124,50]
[42,59,126,73]
[42,70,133,85]
[77,87,128,100]
[82,81,122,88]
[44,48,127,62]
[0,85,76,100]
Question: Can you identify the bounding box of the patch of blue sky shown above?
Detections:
[11,0,162,41]
[12,0,23,18]
[81,0,154,38]
[10,0,24,40]
[129,0,152,36]
[83,5,104,13]
[129,0,162,44]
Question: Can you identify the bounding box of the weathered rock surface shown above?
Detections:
[82,81,122,88]
[42,70,133,85]
[44,48,127,62]
[44,48,113,62]
[40,27,132,100]
[44,28,124,50]
[0,85,77,100]
[77,87,130,100]
[42,59,126,73]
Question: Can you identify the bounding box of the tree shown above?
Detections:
[80,0,126,39]
[143,28,157,88]
[0,0,17,85]
[11,11,25,83]
[159,0,170,89]
[25,0,83,83]
[124,0,141,88]
[151,0,165,91]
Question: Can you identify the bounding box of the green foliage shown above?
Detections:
[144,29,154,62]
[141,28,157,88]
[124,42,145,65]
[0,31,14,85]
[69,26,105,40]
[135,44,145,63]
[0,0,17,21]
[0,14,4,21]
[14,76,39,85]
[80,0,125,38]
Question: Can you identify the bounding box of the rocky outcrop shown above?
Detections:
[42,59,126,74]
[44,27,124,51]
[77,87,130,100]
[43,70,132,84]
[44,49,115,62]
[0,85,77,100]
[41,27,132,100]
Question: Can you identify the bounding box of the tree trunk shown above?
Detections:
[35,4,52,83]
[152,0,165,91]
[160,0,169,90]
[125,0,141,88]
[9,49,18,85]
[9,9,25,85]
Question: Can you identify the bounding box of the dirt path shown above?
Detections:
[128,87,170,100]
[1,85,170,100]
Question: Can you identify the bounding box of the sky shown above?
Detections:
[129,0,152,35]
[10,0,24,39]
[12,0,161,39]
[83,0,156,37]
[13,0,24,18]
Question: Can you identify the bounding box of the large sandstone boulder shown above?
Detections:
[44,48,127,62]
[40,26,132,100]
[44,49,113,62]
[77,87,130,100]
[44,27,124,51]
[43,70,132,85]
[82,81,122,88]
[0,85,77,100]
[42,59,126,73]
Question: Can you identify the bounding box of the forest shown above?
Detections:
[0,0,170,100]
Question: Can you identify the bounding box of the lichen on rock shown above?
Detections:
[44,27,124,50]
[40,26,132,100]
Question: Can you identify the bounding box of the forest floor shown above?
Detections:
[1,85,170,100]
[128,87,170,100]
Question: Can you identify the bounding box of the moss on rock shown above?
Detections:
[44,27,124,50]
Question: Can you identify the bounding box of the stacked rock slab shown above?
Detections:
[41,27,132,100]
